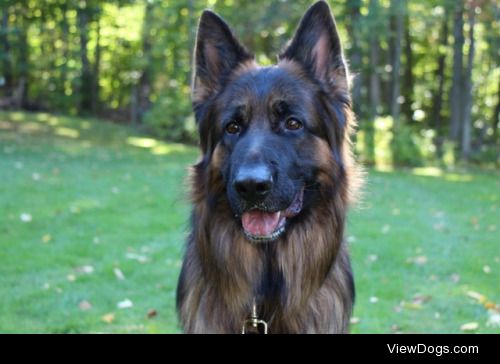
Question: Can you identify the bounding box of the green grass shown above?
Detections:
[0,111,498,333]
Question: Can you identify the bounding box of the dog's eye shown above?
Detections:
[285,118,303,131]
[225,121,241,135]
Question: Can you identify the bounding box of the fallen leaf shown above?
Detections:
[117,298,133,309]
[486,311,500,328]
[401,301,423,310]
[393,305,403,313]
[20,213,32,222]
[414,256,428,265]
[483,302,498,310]
[125,252,149,263]
[466,290,487,304]
[350,317,360,324]
[41,234,52,243]
[381,224,390,234]
[147,309,158,319]
[101,312,115,324]
[79,300,92,311]
[114,267,125,281]
[69,206,80,214]
[412,295,432,305]
[407,255,428,265]
[450,273,460,283]
[66,274,76,282]
[390,324,402,333]
[75,265,94,274]
[460,322,479,331]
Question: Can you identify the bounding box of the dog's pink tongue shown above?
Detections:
[241,211,280,236]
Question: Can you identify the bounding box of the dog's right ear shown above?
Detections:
[192,11,253,104]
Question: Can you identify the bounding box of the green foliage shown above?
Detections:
[357,117,449,167]
[391,124,423,167]
[468,144,500,167]
[0,0,498,163]
[1,111,498,333]
[143,88,196,143]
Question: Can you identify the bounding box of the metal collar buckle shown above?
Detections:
[241,299,268,334]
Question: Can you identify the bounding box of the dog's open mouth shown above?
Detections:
[241,188,304,243]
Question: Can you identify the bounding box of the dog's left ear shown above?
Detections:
[280,1,347,88]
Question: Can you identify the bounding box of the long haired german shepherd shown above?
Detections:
[177,1,361,333]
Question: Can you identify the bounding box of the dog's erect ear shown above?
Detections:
[280,1,347,87]
[192,10,253,104]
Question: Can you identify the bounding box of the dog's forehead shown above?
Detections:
[220,65,312,107]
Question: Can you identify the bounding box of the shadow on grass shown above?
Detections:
[0,111,195,157]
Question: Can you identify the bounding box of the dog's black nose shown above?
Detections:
[234,165,273,202]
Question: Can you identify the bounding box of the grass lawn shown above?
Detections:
[0,111,498,333]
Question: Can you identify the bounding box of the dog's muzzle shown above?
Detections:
[241,187,304,243]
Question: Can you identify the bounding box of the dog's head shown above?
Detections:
[192,1,353,243]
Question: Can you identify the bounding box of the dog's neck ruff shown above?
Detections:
[241,297,268,334]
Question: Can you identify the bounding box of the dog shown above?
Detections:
[176,0,361,334]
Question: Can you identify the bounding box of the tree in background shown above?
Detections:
[389,0,404,129]
[0,0,497,165]
[449,1,465,143]
[461,0,477,160]
[430,7,450,158]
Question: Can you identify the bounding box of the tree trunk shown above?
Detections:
[368,0,381,120]
[493,77,499,144]
[390,0,404,129]
[187,0,196,85]
[132,1,154,124]
[1,8,12,95]
[17,6,29,109]
[366,0,380,165]
[461,4,476,160]
[60,3,69,97]
[92,11,101,114]
[77,1,93,113]
[402,8,414,123]
[347,0,362,116]
[449,2,464,142]
[431,9,449,158]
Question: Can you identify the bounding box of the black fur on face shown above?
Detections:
[192,1,350,241]
[218,68,319,216]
